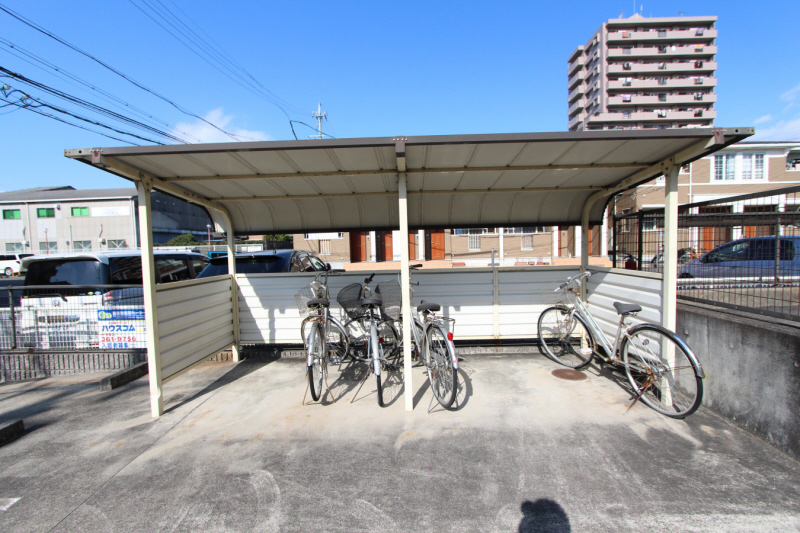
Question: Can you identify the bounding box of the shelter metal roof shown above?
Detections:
[65,128,752,234]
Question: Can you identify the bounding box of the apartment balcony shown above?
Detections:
[607,28,717,44]
[607,93,717,107]
[568,69,586,90]
[568,55,586,76]
[608,61,717,75]
[586,109,717,124]
[568,83,586,103]
[568,115,584,130]
[608,45,717,60]
[568,98,586,116]
[607,76,717,90]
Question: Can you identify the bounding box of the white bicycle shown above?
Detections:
[538,271,705,418]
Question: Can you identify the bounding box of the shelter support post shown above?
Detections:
[221,210,240,362]
[398,171,413,412]
[662,162,680,332]
[136,180,163,418]
[580,213,590,299]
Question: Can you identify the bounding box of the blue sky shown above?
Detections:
[1,0,798,191]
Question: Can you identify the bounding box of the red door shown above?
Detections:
[349,232,367,262]
[428,230,445,260]
[375,231,394,261]
[409,232,417,260]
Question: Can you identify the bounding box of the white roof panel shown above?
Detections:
[66,128,753,233]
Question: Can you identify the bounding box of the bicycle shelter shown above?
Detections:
[65,128,752,416]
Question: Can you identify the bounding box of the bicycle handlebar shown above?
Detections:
[364,273,375,284]
[554,270,593,292]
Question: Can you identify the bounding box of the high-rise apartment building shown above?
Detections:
[568,14,717,131]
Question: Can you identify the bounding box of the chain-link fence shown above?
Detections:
[1,285,146,351]
[613,185,800,321]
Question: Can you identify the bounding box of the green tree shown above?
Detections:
[163,233,199,246]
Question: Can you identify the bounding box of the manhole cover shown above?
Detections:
[552,369,587,381]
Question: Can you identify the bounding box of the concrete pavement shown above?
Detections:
[1,353,799,532]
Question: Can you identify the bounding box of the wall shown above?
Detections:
[236,266,657,344]
[156,276,235,380]
[677,300,800,460]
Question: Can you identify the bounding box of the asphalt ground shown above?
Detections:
[1,353,800,532]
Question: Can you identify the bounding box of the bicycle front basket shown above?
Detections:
[337,282,364,320]
[376,280,402,321]
[294,285,316,317]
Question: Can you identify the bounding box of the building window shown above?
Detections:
[623,48,631,55]
[658,45,667,53]
[468,234,481,251]
[5,243,24,252]
[319,239,331,255]
[71,207,89,217]
[3,209,21,220]
[108,239,128,249]
[658,78,667,86]
[39,242,57,253]
[680,164,691,173]
[658,93,667,102]
[521,235,533,250]
[37,208,55,218]
[694,77,704,85]
[658,29,667,37]
[622,78,632,86]
[714,153,765,181]
[506,227,545,234]
[73,240,92,251]
[622,94,632,102]
[623,111,631,119]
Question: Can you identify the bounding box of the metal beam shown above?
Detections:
[191,186,606,203]
[158,162,650,182]
[397,137,414,412]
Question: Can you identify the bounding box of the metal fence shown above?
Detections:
[1,285,145,351]
[613,185,800,321]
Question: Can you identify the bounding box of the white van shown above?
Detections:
[0,253,34,277]
[19,251,209,350]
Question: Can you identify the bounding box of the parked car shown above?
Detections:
[0,253,34,277]
[18,251,210,350]
[196,250,329,278]
[678,236,800,279]
[648,248,698,272]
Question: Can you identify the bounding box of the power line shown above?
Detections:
[1,92,141,145]
[1,66,188,143]
[0,38,204,142]
[0,2,243,140]
[127,0,307,119]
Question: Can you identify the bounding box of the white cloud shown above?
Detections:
[173,108,271,143]
[780,82,800,102]
[750,114,800,141]
[754,114,772,124]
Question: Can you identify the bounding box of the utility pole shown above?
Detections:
[310,103,327,140]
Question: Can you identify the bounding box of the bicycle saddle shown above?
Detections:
[308,298,329,308]
[613,302,642,315]
[360,298,382,308]
[417,300,441,312]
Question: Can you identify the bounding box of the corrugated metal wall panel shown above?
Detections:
[498,268,579,337]
[156,277,234,379]
[586,268,663,344]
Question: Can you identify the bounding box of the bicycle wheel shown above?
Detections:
[307,324,324,401]
[427,324,457,409]
[349,317,400,365]
[302,317,348,364]
[537,306,595,369]
[325,320,349,365]
[621,324,703,419]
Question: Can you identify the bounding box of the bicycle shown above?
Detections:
[336,273,400,365]
[352,273,398,407]
[376,266,459,409]
[296,270,349,402]
[537,271,705,418]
